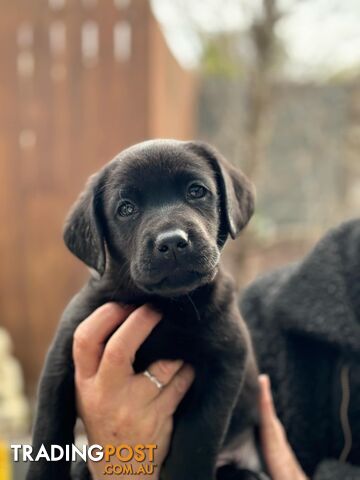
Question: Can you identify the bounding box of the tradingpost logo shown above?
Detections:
[11,443,158,476]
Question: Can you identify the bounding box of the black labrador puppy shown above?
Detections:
[27,140,264,480]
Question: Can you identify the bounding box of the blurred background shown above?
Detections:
[0,0,359,462]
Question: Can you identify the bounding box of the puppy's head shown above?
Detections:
[64,140,255,297]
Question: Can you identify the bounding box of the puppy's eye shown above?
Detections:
[187,184,207,199]
[117,201,136,217]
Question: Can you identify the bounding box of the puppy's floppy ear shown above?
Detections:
[63,172,106,275]
[187,141,255,242]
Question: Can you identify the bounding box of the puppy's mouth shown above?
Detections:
[134,267,217,297]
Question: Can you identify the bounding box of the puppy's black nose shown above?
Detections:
[155,229,189,254]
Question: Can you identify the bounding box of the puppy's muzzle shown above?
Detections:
[132,225,219,296]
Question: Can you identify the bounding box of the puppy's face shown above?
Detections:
[103,146,220,295]
[64,140,255,297]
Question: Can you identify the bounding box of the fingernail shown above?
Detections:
[159,359,183,374]
[176,365,195,392]
[259,374,270,390]
[175,376,188,393]
[142,304,162,319]
[98,303,124,317]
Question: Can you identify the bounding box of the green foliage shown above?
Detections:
[201,35,242,78]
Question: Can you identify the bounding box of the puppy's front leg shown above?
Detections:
[26,319,77,480]
[161,356,245,480]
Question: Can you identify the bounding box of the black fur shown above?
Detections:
[27,140,261,480]
[241,219,360,479]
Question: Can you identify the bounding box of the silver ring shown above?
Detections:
[143,369,164,390]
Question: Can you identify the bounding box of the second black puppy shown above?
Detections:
[28,140,262,480]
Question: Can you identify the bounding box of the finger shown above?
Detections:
[259,375,290,458]
[259,374,287,437]
[73,303,133,379]
[259,375,284,449]
[98,304,162,382]
[134,359,184,402]
[155,364,195,415]
[259,375,308,480]
[259,374,282,433]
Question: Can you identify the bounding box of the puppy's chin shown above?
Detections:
[133,268,217,298]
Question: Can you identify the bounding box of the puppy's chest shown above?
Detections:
[133,307,225,373]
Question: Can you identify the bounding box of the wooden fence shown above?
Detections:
[0,0,196,395]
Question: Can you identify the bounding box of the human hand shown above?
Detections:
[259,375,308,480]
[73,303,195,480]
